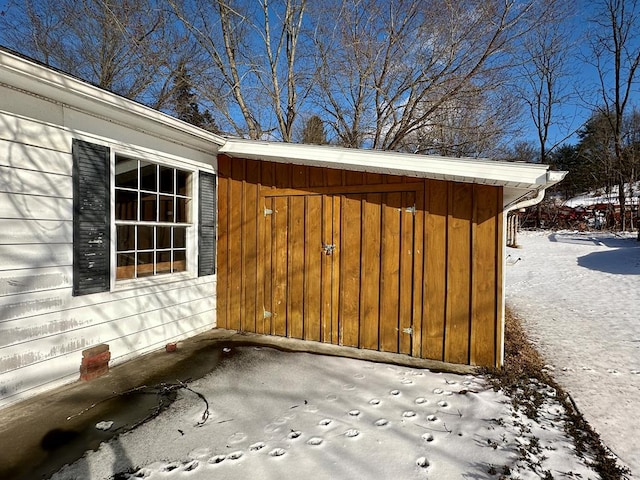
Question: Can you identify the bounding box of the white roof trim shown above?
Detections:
[0,48,226,149]
[220,138,560,191]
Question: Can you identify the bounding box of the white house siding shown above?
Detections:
[0,86,217,409]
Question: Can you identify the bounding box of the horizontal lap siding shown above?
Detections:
[0,111,217,408]
[217,157,503,367]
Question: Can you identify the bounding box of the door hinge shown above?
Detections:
[405,205,416,215]
[264,207,273,216]
[402,327,413,335]
[264,309,273,319]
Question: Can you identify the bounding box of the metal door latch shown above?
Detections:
[322,244,336,255]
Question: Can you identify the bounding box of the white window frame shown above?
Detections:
[109,148,199,290]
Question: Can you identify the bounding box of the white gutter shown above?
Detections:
[504,170,567,214]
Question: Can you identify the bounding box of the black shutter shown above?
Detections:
[198,171,216,276]
[72,139,111,295]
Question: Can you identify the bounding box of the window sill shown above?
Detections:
[112,271,197,292]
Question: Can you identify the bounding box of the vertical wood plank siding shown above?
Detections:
[216,155,504,367]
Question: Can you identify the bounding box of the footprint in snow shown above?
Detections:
[264,423,281,434]
[607,369,621,375]
[348,409,361,417]
[227,451,243,461]
[307,437,324,446]
[433,388,444,394]
[249,442,266,451]
[369,398,381,405]
[288,431,302,439]
[416,457,430,468]
[209,455,226,465]
[415,397,428,405]
[183,460,199,471]
[228,432,247,444]
[374,418,389,427]
[269,448,286,457]
[390,389,401,396]
[188,447,212,460]
[631,370,640,375]
[401,378,414,385]
[326,394,338,402]
[319,418,333,426]
[342,383,356,390]
[422,433,434,442]
[402,411,417,418]
[437,401,449,408]
[354,373,366,379]
[344,429,360,438]
[427,415,438,422]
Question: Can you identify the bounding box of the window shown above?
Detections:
[114,156,192,280]
[73,139,215,296]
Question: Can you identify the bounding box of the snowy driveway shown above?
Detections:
[506,231,640,476]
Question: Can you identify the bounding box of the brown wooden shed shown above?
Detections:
[215,140,564,368]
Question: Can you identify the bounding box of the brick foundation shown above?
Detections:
[80,344,110,381]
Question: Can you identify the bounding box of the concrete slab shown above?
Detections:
[0,328,474,479]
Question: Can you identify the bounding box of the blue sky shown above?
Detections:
[530,0,640,148]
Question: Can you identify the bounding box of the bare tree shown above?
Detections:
[168,0,312,140]
[310,0,550,155]
[517,0,577,164]
[588,0,640,230]
[0,0,189,110]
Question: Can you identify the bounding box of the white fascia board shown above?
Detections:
[220,139,552,190]
[0,49,225,151]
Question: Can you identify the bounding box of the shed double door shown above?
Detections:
[261,185,421,356]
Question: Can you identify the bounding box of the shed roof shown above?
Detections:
[220,139,566,207]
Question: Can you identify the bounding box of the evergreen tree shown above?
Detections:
[301,115,327,145]
[172,62,220,134]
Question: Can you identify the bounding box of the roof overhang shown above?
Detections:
[220,139,567,208]
[0,48,226,152]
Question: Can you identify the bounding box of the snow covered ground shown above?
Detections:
[51,346,599,480]
[506,230,640,477]
[48,229,640,480]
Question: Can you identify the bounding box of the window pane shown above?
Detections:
[137,252,154,277]
[117,225,135,251]
[157,226,171,249]
[174,250,186,272]
[116,254,135,279]
[174,227,186,248]
[115,157,138,188]
[140,193,157,221]
[157,251,171,274]
[115,190,137,221]
[176,197,190,223]
[177,170,189,196]
[140,162,157,192]
[159,166,174,194]
[159,195,174,222]
[137,225,154,250]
